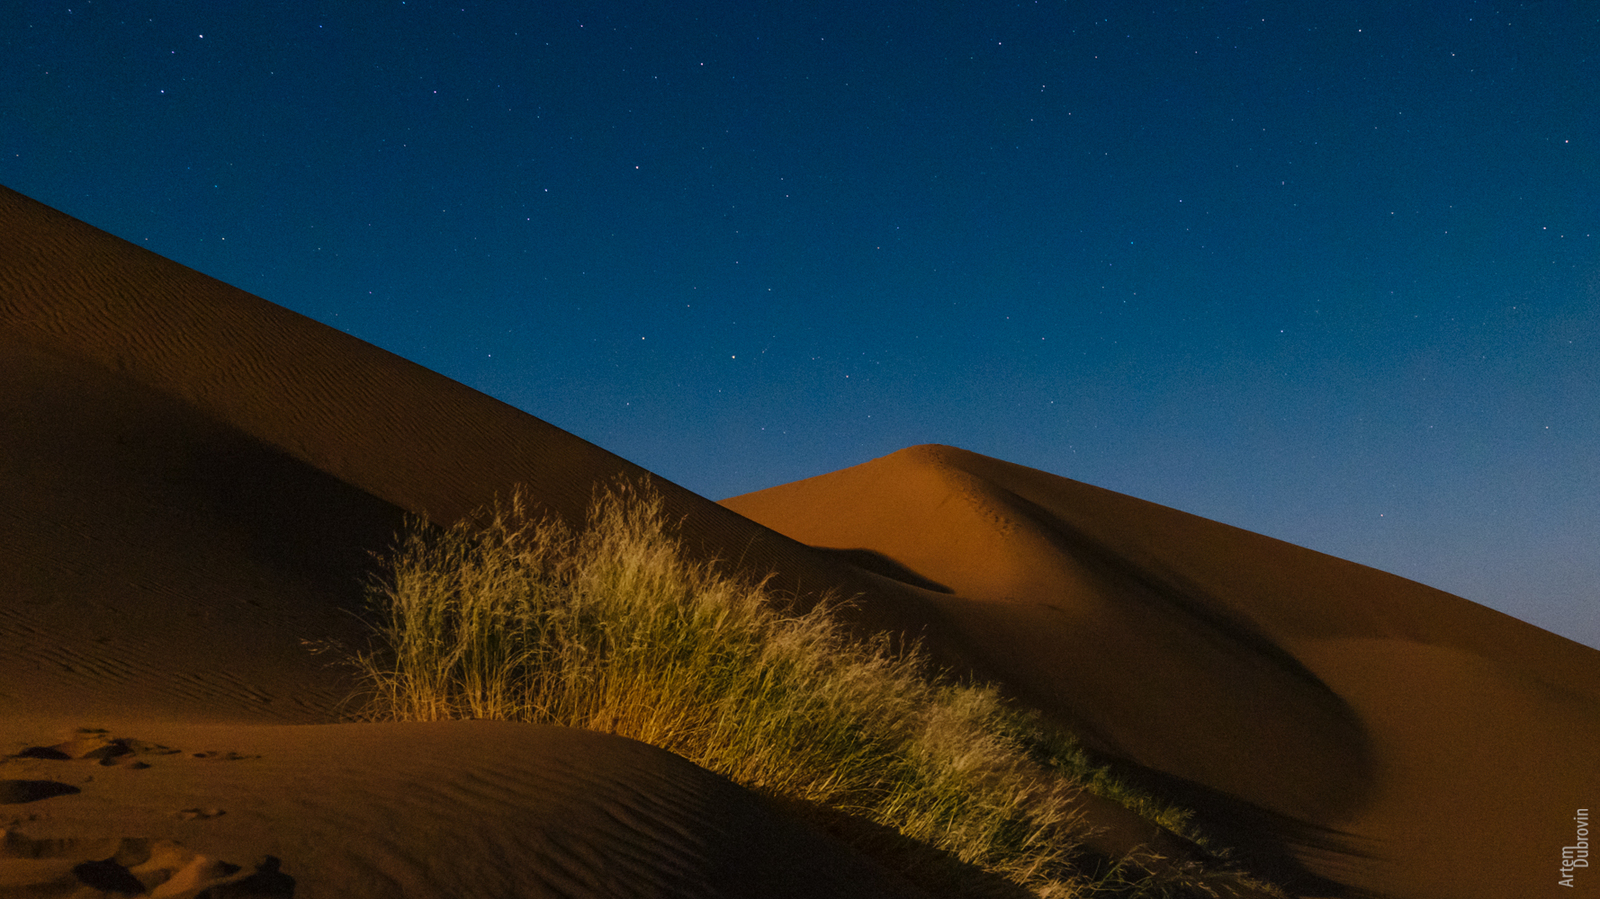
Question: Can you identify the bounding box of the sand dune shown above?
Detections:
[2,718,926,899]
[0,185,936,897]
[723,444,1600,899]
[4,183,1597,898]
[0,184,913,722]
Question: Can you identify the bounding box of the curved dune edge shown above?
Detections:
[6,183,1598,898]
[0,187,1139,896]
[0,718,928,899]
[0,186,881,603]
[722,444,1600,899]
[0,183,955,897]
[0,182,928,723]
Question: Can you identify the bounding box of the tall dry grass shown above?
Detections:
[353,482,1271,897]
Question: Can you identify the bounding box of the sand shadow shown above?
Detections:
[0,779,80,804]
[816,547,954,594]
[1083,755,1380,899]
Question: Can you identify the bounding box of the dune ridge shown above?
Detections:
[0,185,943,897]
[5,183,1597,898]
[0,187,883,598]
[0,183,926,720]
[723,443,1600,899]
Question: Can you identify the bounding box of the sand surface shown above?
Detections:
[2,717,926,899]
[4,183,1597,898]
[724,444,1600,899]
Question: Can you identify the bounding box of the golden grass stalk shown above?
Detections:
[353,481,1275,898]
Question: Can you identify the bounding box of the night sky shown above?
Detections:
[5,2,1597,649]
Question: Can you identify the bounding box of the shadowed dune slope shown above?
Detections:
[723,444,1600,899]
[0,186,883,603]
[0,186,942,898]
[0,184,926,721]
[0,332,405,722]
[7,183,1596,899]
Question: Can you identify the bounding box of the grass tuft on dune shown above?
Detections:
[352,481,1272,897]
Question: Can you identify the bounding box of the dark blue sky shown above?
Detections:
[5,1,1597,648]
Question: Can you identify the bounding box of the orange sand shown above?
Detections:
[5,184,1596,898]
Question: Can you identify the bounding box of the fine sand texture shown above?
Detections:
[2,718,926,899]
[0,184,933,898]
[5,182,1598,898]
[723,444,1600,899]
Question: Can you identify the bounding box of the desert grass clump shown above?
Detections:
[353,482,1262,897]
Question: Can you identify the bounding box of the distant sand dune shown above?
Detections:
[5,183,1598,898]
[724,444,1600,899]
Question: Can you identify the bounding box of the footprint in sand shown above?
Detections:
[0,829,295,897]
[9,728,181,767]
[1,730,292,896]
[5,729,256,820]
[188,751,260,762]
[0,780,81,804]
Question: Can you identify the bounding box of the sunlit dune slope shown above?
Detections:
[723,443,1600,899]
[7,181,1597,899]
